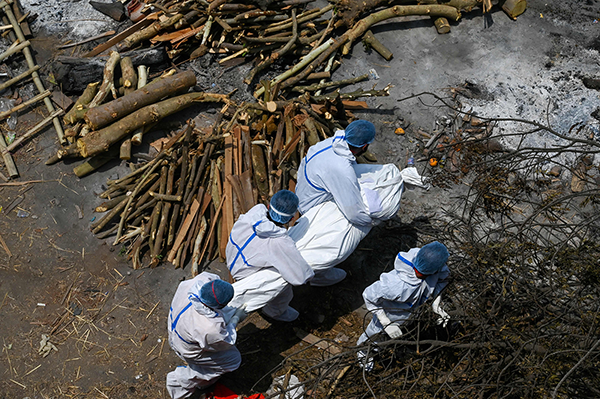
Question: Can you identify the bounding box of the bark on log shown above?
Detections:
[131,65,148,146]
[88,51,121,109]
[292,74,368,93]
[73,147,117,177]
[120,57,137,95]
[54,47,169,93]
[77,92,229,158]
[252,144,269,202]
[118,13,184,51]
[502,0,527,19]
[63,82,99,125]
[433,17,451,34]
[85,70,196,130]
[363,30,393,60]
[342,5,461,55]
[120,139,132,160]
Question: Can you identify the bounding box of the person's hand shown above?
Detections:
[432,296,450,328]
[227,304,248,328]
[377,311,402,339]
[384,323,403,339]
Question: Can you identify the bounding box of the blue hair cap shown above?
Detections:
[345,120,376,147]
[413,241,449,275]
[269,190,299,224]
[200,279,234,309]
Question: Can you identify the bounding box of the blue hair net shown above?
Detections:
[345,120,376,147]
[200,279,234,309]
[413,241,449,275]
[269,190,299,224]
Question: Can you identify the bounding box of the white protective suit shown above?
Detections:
[290,163,405,286]
[296,130,373,227]
[357,247,450,345]
[166,272,240,399]
[226,204,314,321]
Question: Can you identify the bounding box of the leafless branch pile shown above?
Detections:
[254,94,600,398]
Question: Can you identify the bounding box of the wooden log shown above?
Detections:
[131,65,148,146]
[151,162,174,264]
[502,0,527,19]
[148,163,168,256]
[191,216,208,277]
[252,144,269,202]
[131,211,154,269]
[433,17,451,34]
[244,9,298,84]
[120,57,137,95]
[342,5,461,55]
[196,194,226,272]
[149,192,182,202]
[114,152,170,244]
[254,38,334,98]
[73,145,119,177]
[167,198,200,263]
[85,70,196,130]
[77,92,229,158]
[92,197,129,233]
[55,47,168,93]
[303,117,320,146]
[292,74,368,93]
[64,82,99,125]
[363,30,393,60]
[118,13,184,51]
[167,128,191,248]
[88,51,121,110]
[120,139,132,160]
[95,194,127,212]
[220,135,234,260]
[182,154,199,208]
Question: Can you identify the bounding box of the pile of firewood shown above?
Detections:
[70,0,526,99]
[88,83,390,270]
[48,57,230,176]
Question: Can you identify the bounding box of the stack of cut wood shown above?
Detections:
[50,54,231,176]
[71,0,526,99]
[90,85,390,272]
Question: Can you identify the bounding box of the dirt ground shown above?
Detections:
[2,0,600,398]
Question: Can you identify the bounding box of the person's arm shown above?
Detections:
[269,236,315,285]
[432,265,450,298]
[204,321,238,351]
[325,165,372,226]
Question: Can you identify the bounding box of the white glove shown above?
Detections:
[377,311,403,339]
[227,304,248,328]
[432,296,450,328]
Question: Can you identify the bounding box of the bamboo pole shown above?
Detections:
[0,89,50,121]
[0,132,17,177]
[2,3,64,143]
[3,110,64,153]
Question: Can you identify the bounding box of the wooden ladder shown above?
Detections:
[0,0,65,180]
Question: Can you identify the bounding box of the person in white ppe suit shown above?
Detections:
[226,190,314,322]
[166,272,246,399]
[357,242,451,370]
[295,119,376,286]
